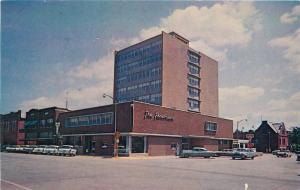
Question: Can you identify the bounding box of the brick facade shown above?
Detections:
[59,101,233,156]
[0,110,25,145]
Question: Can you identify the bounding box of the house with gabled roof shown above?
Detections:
[254,121,289,152]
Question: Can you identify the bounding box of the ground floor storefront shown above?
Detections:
[62,133,232,156]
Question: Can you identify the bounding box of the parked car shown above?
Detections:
[276,150,292,158]
[58,145,77,156]
[43,145,59,155]
[1,145,8,152]
[15,145,24,153]
[22,145,37,154]
[272,150,280,155]
[6,145,17,153]
[180,147,216,158]
[232,148,255,160]
[33,145,47,154]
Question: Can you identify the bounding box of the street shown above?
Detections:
[1,153,300,190]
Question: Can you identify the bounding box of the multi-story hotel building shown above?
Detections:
[59,32,232,156]
[114,31,218,116]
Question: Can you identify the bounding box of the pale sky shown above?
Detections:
[2,1,300,130]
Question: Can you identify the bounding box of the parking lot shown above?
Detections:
[1,152,300,190]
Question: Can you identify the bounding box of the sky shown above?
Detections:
[1,1,300,130]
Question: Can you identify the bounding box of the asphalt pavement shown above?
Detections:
[1,152,300,190]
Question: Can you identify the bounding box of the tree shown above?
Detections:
[289,127,300,151]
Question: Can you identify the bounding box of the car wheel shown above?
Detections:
[232,157,235,160]
[251,157,254,160]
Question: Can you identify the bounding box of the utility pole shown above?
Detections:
[103,93,118,158]
[65,91,69,109]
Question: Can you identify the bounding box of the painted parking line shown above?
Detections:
[1,179,32,190]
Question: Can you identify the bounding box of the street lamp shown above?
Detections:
[237,119,248,139]
[103,93,118,157]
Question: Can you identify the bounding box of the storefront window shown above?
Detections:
[132,136,146,153]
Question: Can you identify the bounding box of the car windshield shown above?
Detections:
[193,148,206,151]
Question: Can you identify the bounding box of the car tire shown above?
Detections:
[251,157,254,160]
[232,157,235,160]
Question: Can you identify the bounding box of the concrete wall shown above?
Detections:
[199,53,219,117]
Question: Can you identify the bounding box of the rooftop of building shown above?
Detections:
[27,106,70,113]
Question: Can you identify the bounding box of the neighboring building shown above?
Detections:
[59,101,233,156]
[233,129,255,140]
[114,31,218,117]
[24,107,69,145]
[0,110,25,145]
[254,121,289,152]
[233,130,255,149]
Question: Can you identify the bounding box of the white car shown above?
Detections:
[33,145,47,154]
[43,145,59,155]
[58,145,77,156]
[6,146,17,152]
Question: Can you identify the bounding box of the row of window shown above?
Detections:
[65,112,114,128]
[0,120,17,129]
[116,67,161,87]
[25,132,53,139]
[218,140,228,145]
[40,118,54,125]
[116,54,162,74]
[118,93,162,105]
[25,118,54,128]
[117,40,162,62]
[116,80,161,97]
[29,111,50,117]
[205,122,218,131]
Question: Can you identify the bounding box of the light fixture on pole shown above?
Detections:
[103,93,118,157]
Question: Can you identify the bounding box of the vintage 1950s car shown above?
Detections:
[58,145,77,156]
[276,150,292,158]
[43,145,59,155]
[232,148,255,160]
[180,147,216,158]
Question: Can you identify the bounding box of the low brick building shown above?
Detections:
[0,110,25,145]
[59,101,233,156]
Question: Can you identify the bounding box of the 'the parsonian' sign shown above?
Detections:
[144,111,173,122]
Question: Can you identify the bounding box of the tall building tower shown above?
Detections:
[114,31,218,117]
